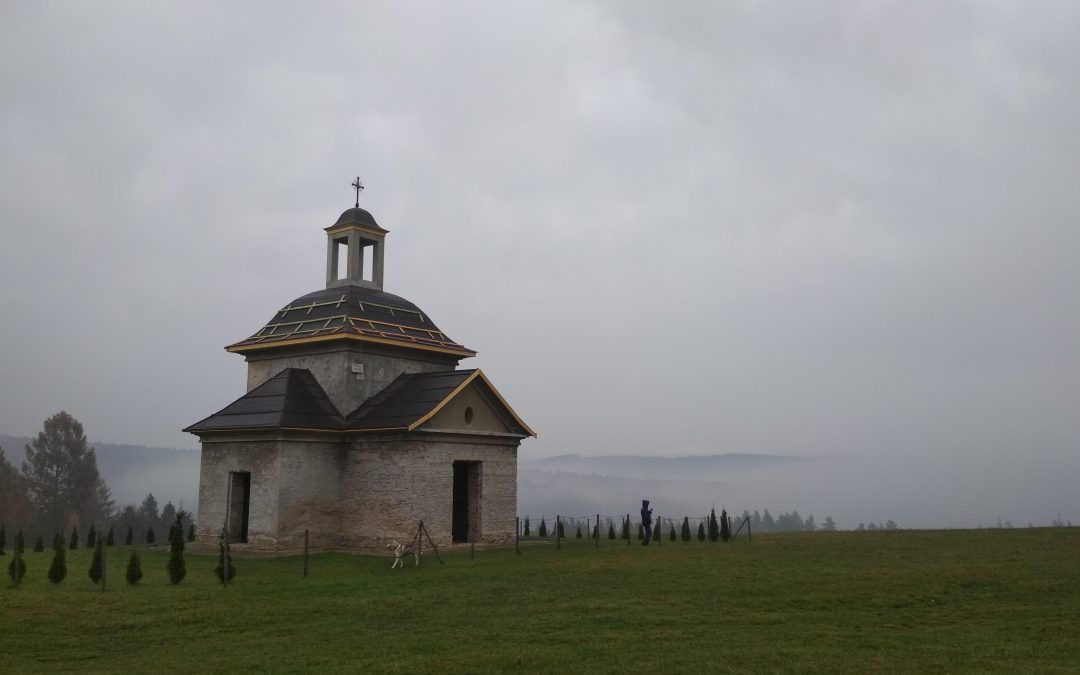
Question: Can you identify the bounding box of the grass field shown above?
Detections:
[2,528,1078,673]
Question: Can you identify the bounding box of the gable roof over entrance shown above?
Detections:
[347,369,535,436]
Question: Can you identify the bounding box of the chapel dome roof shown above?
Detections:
[226,285,475,358]
[333,206,382,230]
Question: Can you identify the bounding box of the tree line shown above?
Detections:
[519,508,874,537]
[0,411,194,555]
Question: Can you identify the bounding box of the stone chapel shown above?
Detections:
[185,191,534,552]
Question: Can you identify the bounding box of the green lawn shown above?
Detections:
[2,528,1079,673]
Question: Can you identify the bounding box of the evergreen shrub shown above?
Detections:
[126,551,142,585]
[89,538,104,584]
[7,554,27,583]
[167,512,187,585]
[48,546,67,583]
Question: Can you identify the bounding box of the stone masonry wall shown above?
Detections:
[195,432,520,553]
[195,440,282,550]
[340,434,519,549]
[245,345,455,416]
[275,440,345,550]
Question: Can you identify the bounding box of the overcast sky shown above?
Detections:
[2,2,1077,525]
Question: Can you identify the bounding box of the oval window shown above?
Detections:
[464,406,474,425]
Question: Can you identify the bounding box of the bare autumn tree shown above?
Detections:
[22,411,114,533]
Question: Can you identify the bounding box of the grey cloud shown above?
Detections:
[1,1,1077,526]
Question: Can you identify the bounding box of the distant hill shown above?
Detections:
[0,434,200,514]
[522,453,817,480]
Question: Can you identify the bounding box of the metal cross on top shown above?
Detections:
[351,177,365,207]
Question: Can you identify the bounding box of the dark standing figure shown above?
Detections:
[640,499,653,545]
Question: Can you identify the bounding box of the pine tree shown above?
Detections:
[125,551,143,585]
[0,523,5,555]
[86,524,97,548]
[89,538,104,583]
[637,523,644,540]
[139,493,161,538]
[52,532,63,551]
[214,540,236,583]
[33,537,44,552]
[762,509,775,532]
[680,517,691,543]
[145,526,156,545]
[607,523,616,539]
[167,512,187,585]
[125,525,133,545]
[538,518,548,538]
[16,529,25,554]
[708,508,720,542]
[7,554,26,583]
[619,518,629,541]
[669,524,677,541]
[523,517,531,537]
[720,508,731,542]
[557,520,565,538]
[575,524,582,539]
[48,545,67,583]
[187,523,196,543]
[696,522,706,541]
[161,502,177,532]
[592,524,598,539]
[21,412,114,534]
[106,526,114,546]
[69,527,79,550]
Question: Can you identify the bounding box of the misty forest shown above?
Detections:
[0,412,194,553]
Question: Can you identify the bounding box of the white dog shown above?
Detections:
[387,540,420,569]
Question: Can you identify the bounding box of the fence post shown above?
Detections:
[13,542,21,587]
[516,517,521,555]
[101,523,107,592]
[594,514,599,548]
[556,515,561,550]
[656,516,661,547]
[222,527,231,587]
[304,529,309,578]
[626,514,630,546]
